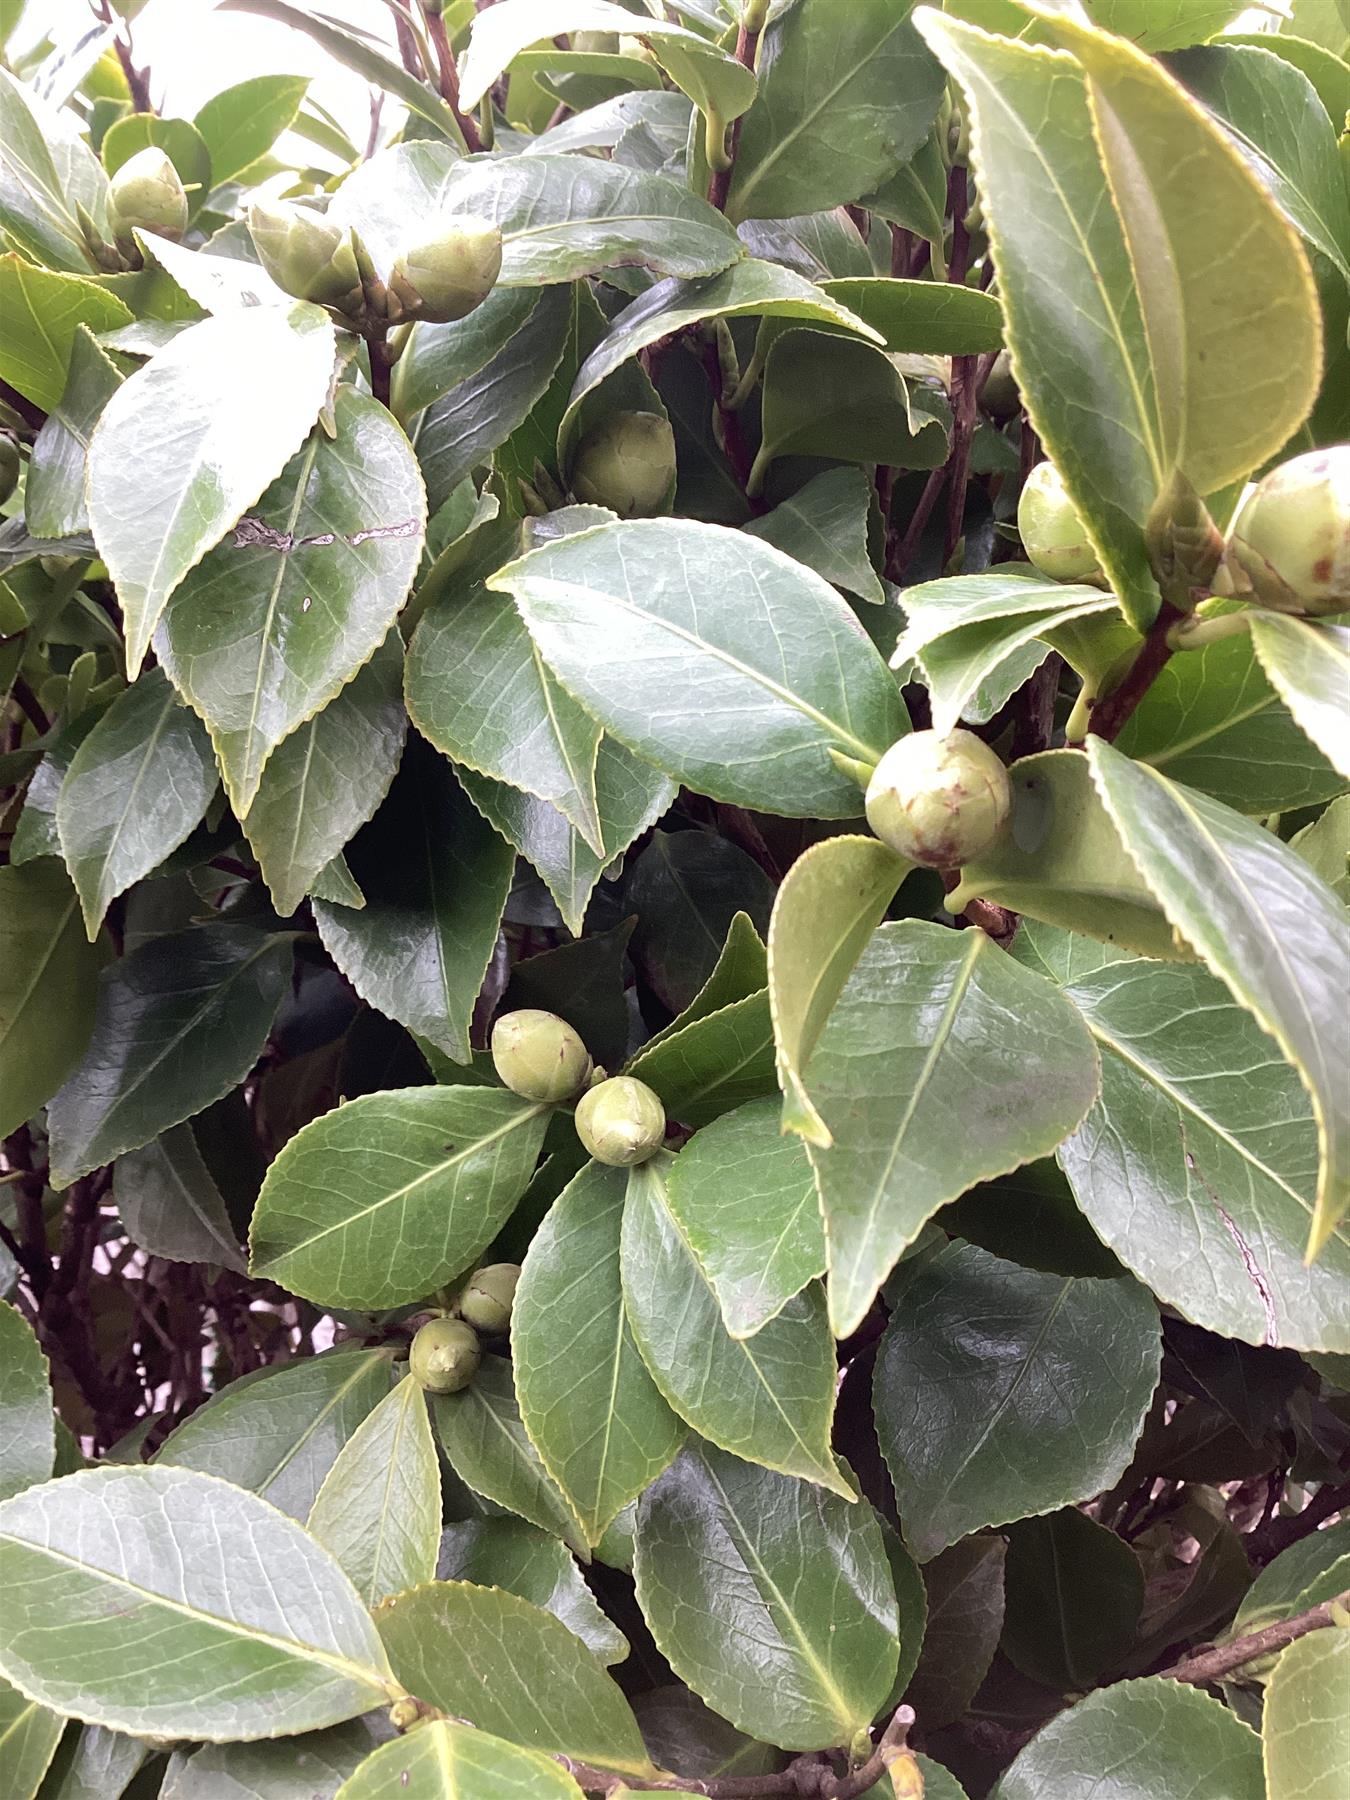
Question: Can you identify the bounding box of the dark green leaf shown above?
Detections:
[1001,1509,1144,1689]
[437,1518,628,1665]
[0,1300,53,1503]
[0,861,104,1141]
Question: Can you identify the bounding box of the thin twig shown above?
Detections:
[1079,599,1186,744]
[706,20,761,212]
[1156,1593,1348,1687]
[422,2,484,151]
[1248,1480,1350,1566]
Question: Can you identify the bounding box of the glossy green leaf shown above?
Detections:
[813,276,1004,355]
[314,746,513,1065]
[902,1535,1006,1731]
[87,300,335,675]
[0,1302,53,1504]
[1015,921,1350,1353]
[157,1346,393,1521]
[627,988,777,1132]
[632,1685,782,1787]
[514,1162,684,1547]
[47,923,293,1188]
[134,230,287,314]
[1249,614,1350,785]
[993,1678,1263,1800]
[432,1355,588,1558]
[625,830,776,1016]
[874,1239,1161,1560]
[0,253,130,412]
[644,909,769,1052]
[162,1724,375,1800]
[436,1519,628,1666]
[0,1467,394,1741]
[1080,0,1244,51]
[193,74,310,187]
[0,861,103,1141]
[101,115,211,211]
[1262,1624,1350,1800]
[249,1087,549,1310]
[768,834,908,1147]
[31,1720,148,1800]
[56,668,217,937]
[1001,1508,1144,1689]
[662,1096,825,1338]
[807,920,1102,1338]
[951,750,1191,963]
[1232,1522,1350,1641]
[1220,30,1350,120]
[727,0,945,223]
[24,326,122,541]
[112,1123,247,1273]
[392,285,540,423]
[307,1374,440,1607]
[496,519,908,818]
[0,1679,63,1800]
[1291,795,1350,904]
[334,1721,586,1800]
[633,1445,898,1750]
[375,1583,652,1777]
[0,67,98,272]
[242,632,407,920]
[1089,737,1350,1258]
[621,1157,847,1495]
[156,389,423,814]
[743,467,884,605]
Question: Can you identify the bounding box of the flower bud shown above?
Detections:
[1017,460,1103,584]
[575,1076,666,1167]
[247,199,361,307]
[570,411,676,518]
[1218,446,1350,617]
[456,1263,520,1336]
[109,147,188,245]
[409,1317,481,1394]
[389,215,503,325]
[491,1008,592,1102]
[865,729,1012,869]
[0,436,19,507]
[981,349,1019,420]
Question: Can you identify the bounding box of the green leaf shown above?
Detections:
[726,0,945,224]
[661,1097,825,1337]
[621,1157,848,1496]
[0,1466,394,1740]
[1263,1627,1350,1800]
[902,1535,1006,1731]
[46,923,293,1188]
[812,276,1004,355]
[331,142,741,288]
[0,861,103,1141]
[0,253,131,412]
[1001,1508,1144,1689]
[1116,614,1345,810]
[135,230,287,314]
[112,1124,247,1273]
[392,285,540,423]
[307,1374,440,1607]
[767,834,908,1147]
[807,920,1102,1338]
[1080,0,1245,51]
[993,1678,1263,1800]
[437,1519,628,1666]
[1233,1522,1350,1640]
[1220,30,1350,121]
[1014,921,1350,1354]
[1088,738,1350,1259]
[1249,615,1350,785]
[633,1445,899,1750]
[24,326,123,541]
[249,1087,549,1311]
[951,749,1192,963]
[56,668,218,937]
[156,388,424,814]
[632,1685,782,1786]
[431,1354,589,1558]
[743,467,884,605]
[313,746,513,1065]
[1291,795,1350,904]
[162,1724,376,1799]
[193,74,310,187]
[495,519,908,818]
[30,1720,148,1800]
[0,67,98,272]
[88,300,335,675]
[513,1161,685,1547]
[628,988,777,1131]
[241,631,407,920]
[334,1721,587,1800]
[0,1679,63,1800]
[874,1239,1161,1561]
[626,831,776,1017]
[375,1583,653,1778]
[156,1346,393,1521]
[0,1301,53,1503]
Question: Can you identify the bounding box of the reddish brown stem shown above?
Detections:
[1156,1592,1348,1686]
[423,4,484,151]
[1082,599,1186,743]
[706,23,761,212]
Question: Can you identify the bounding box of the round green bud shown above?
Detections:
[570,411,676,518]
[1219,446,1350,617]
[491,1008,592,1102]
[108,147,188,244]
[574,1077,666,1167]
[1017,460,1103,584]
[981,349,1020,420]
[409,1317,481,1394]
[0,436,20,507]
[456,1263,521,1335]
[865,729,1012,869]
[389,215,503,325]
[247,199,360,307]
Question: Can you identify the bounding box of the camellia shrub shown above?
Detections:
[2,0,1350,1795]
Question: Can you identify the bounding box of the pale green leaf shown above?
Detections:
[0,253,131,413]
[334,1721,586,1800]
[24,326,122,541]
[0,1678,63,1800]
[1263,1627,1350,1800]
[193,74,310,187]
[1249,614,1350,785]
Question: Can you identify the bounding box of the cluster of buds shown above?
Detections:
[491,1007,668,1167]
